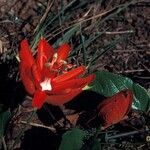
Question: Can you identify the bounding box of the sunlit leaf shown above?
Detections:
[88,71,150,112]
[132,83,150,111]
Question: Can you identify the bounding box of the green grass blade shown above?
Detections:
[87,36,127,68]
[80,24,87,66]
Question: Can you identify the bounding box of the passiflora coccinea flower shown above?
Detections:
[97,90,133,129]
[19,38,95,109]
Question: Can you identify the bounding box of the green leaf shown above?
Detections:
[88,71,150,112]
[59,128,86,150]
[132,83,150,111]
[90,71,133,96]
[0,110,11,138]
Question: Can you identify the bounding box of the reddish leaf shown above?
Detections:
[97,90,133,128]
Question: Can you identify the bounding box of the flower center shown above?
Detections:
[40,78,52,91]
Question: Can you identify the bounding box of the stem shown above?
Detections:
[43,105,64,127]
[20,121,56,132]
[106,128,149,141]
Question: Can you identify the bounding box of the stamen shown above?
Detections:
[49,53,58,69]
[62,70,68,74]
[45,62,51,67]
[60,60,67,64]
[53,53,58,59]
[40,78,52,91]
[66,64,73,69]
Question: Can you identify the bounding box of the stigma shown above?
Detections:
[40,78,52,91]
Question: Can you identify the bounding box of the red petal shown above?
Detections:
[56,43,71,63]
[19,39,35,68]
[51,74,95,94]
[31,64,42,89]
[32,64,41,82]
[20,63,35,95]
[46,88,82,106]
[52,66,86,83]
[19,40,35,94]
[32,90,47,109]
[41,67,57,80]
[36,38,55,71]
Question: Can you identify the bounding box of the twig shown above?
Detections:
[106,128,149,141]
[141,63,150,73]
[20,121,56,132]
[134,76,150,79]
[113,49,148,52]
[137,144,146,149]
[118,69,145,73]
[10,109,37,150]
[2,137,7,150]
[0,20,14,24]
[105,30,134,35]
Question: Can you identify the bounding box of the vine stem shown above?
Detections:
[43,104,64,127]
[10,109,37,150]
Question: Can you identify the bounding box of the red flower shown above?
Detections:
[97,90,133,129]
[19,39,95,109]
